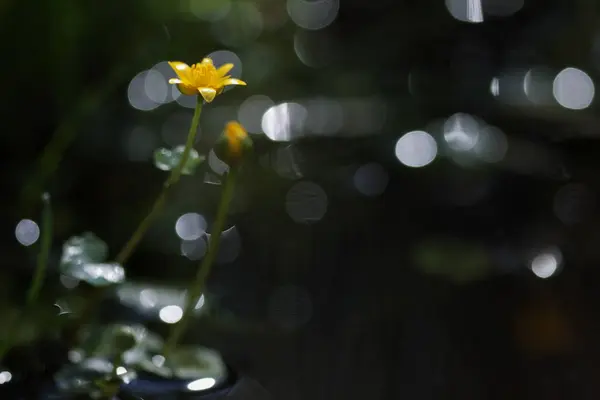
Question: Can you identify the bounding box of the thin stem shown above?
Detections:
[162,166,239,358]
[115,97,203,265]
[64,97,203,347]
[27,193,53,305]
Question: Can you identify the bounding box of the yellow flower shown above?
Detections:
[168,58,246,103]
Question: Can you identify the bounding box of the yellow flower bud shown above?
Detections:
[214,121,253,166]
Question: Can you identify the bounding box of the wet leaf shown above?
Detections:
[77,324,163,363]
[61,232,108,266]
[59,232,125,286]
[65,262,125,287]
[115,283,206,320]
[153,146,205,175]
[136,345,227,384]
[54,357,137,396]
[168,346,227,381]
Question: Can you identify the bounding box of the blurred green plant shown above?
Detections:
[6,55,252,399]
[116,96,204,266]
[0,193,53,361]
[17,0,174,218]
[60,233,125,287]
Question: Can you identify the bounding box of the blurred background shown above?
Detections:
[3,0,600,398]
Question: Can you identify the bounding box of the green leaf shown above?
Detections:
[153,145,205,175]
[61,232,108,265]
[64,262,125,287]
[54,357,137,396]
[137,345,227,384]
[60,232,125,287]
[77,324,163,362]
[115,282,206,318]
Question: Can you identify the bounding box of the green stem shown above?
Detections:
[27,193,53,305]
[115,97,203,265]
[64,97,203,347]
[162,165,239,358]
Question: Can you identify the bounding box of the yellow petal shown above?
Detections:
[198,87,217,103]
[177,83,199,96]
[168,78,183,84]
[216,63,234,77]
[201,58,214,65]
[169,61,192,82]
[220,78,247,86]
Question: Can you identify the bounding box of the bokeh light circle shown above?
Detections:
[395,131,437,168]
[553,67,595,110]
[15,219,40,246]
[285,181,328,223]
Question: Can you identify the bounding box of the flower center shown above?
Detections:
[190,63,218,87]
